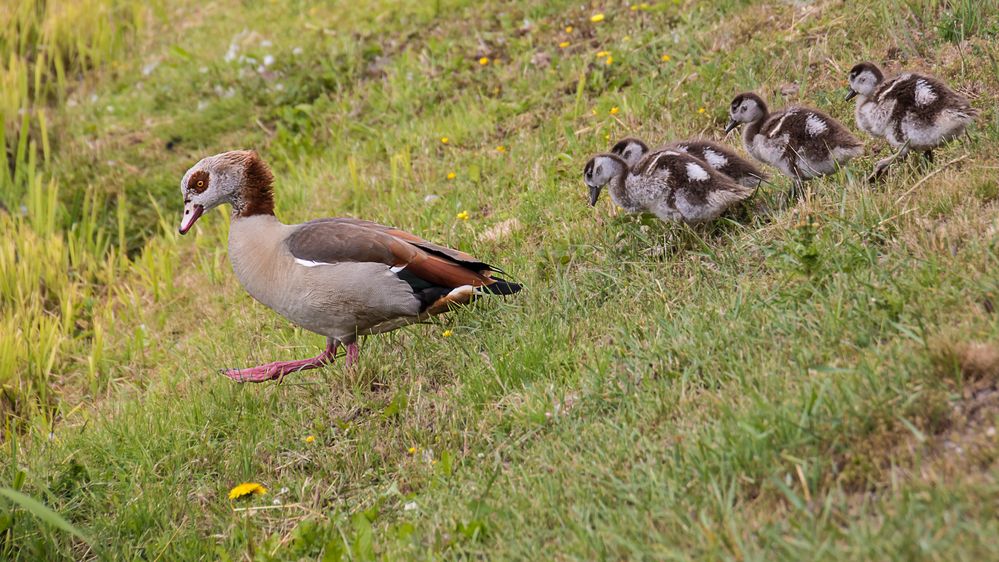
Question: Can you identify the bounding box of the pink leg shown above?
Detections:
[222,339,339,383]
[344,342,360,369]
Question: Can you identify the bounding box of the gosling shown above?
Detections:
[583,150,754,224]
[846,61,978,181]
[725,92,863,193]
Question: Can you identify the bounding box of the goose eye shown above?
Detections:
[196,180,204,188]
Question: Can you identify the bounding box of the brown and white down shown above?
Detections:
[178,150,521,383]
[846,61,978,180]
[725,92,863,192]
[611,137,767,188]
[583,149,755,223]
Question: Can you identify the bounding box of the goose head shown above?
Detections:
[179,150,274,234]
[610,137,650,168]
[846,62,884,101]
[583,153,628,206]
[725,92,767,133]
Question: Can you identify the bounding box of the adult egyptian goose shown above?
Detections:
[178,150,521,383]
[583,149,754,223]
[611,137,767,188]
[846,61,978,180]
[725,93,863,193]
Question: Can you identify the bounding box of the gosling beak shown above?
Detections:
[588,186,602,207]
[724,119,740,134]
[179,203,205,235]
[844,89,858,101]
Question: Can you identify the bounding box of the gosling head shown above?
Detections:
[725,92,767,133]
[846,62,884,101]
[610,137,650,169]
[583,154,629,206]
[178,150,274,234]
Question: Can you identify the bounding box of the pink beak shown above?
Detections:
[179,204,204,235]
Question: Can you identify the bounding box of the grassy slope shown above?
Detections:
[4,0,999,559]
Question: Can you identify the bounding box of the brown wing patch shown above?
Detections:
[286,219,498,289]
[188,170,209,194]
[287,221,406,265]
[402,252,494,289]
[383,228,486,267]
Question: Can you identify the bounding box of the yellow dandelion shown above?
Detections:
[559,41,570,48]
[440,136,449,144]
[479,57,490,65]
[408,446,417,454]
[623,35,631,42]
[596,51,610,58]
[565,25,573,33]
[442,329,453,337]
[698,107,706,114]
[610,107,620,115]
[590,13,605,23]
[630,5,639,11]
[591,108,598,115]
[604,133,610,141]
[305,435,316,443]
[228,482,267,500]
[446,171,456,180]
[605,56,614,65]
[661,54,671,62]
[456,210,470,221]
[496,145,506,153]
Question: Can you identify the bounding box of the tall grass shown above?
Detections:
[0,0,160,431]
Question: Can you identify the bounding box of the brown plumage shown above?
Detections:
[726,92,863,191]
[611,137,767,187]
[584,149,755,223]
[284,219,503,298]
[847,61,978,180]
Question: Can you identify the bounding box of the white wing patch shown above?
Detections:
[769,110,796,137]
[447,285,476,298]
[686,162,710,181]
[805,114,828,137]
[702,148,729,168]
[673,145,690,153]
[390,264,407,273]
[295,258,332,268]
[914,79,937,106]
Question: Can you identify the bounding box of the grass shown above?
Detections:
[1,0,998,559]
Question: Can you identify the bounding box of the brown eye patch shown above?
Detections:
[188,170,209,194]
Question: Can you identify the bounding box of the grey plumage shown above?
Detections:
[846,61,978,180]
[583,150,754,223]
[726,92,863,190]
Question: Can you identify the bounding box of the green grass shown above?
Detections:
[2,0,999,559]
